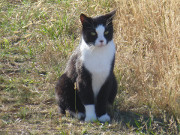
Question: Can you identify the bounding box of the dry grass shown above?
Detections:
[115,0,180,117]
[0,0,179,134]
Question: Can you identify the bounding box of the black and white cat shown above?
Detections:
[55,10,117,122]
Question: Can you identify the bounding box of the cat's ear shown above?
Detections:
[105,10,116,20]
[105,10,116,26]
[80,14,93,25]
[80,14,87,24]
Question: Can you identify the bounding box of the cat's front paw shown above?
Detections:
[85,114,97,122]
[77,112,85,119]
[98,113,110,122]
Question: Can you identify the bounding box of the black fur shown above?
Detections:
[55,10,117,121]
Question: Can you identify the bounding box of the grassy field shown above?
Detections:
[0,0,179,134]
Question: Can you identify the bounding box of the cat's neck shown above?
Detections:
[80,37,116,53]
[80,37,115,72]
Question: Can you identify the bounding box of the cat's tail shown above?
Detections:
[55,73,85,118]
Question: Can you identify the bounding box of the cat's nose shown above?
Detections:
[100,40,104,43]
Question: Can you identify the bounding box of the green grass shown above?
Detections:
[0,0,179,134]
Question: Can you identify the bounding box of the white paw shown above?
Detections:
[69,111,85,119]
[77,112,85,119]
[85,113,97,122]
[98,113,110,122]
[84,104,97,122]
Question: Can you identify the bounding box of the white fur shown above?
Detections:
[80,32,115,99]
[98,113,110,122]
[84,105,97,122]
[95,25,107,47]
[78,112,85,119]
[70,112,85,119]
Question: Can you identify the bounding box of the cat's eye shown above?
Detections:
[90,32,96,36]
[104,31,109,35]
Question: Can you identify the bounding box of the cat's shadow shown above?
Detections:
[110,108,164,133]
[112,109,145,126]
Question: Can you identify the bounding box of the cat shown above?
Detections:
[55,10,117,122]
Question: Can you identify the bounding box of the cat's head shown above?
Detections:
[80,10,116,47]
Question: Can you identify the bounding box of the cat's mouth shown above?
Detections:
[95,39,107,47]
[96,44,106,47]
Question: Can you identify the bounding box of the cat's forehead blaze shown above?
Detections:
[95,25,105,35]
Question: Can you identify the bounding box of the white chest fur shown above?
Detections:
[80,39,115,99]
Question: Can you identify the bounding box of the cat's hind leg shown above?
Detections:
[55,73,85,119]
[55,73,73,114]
